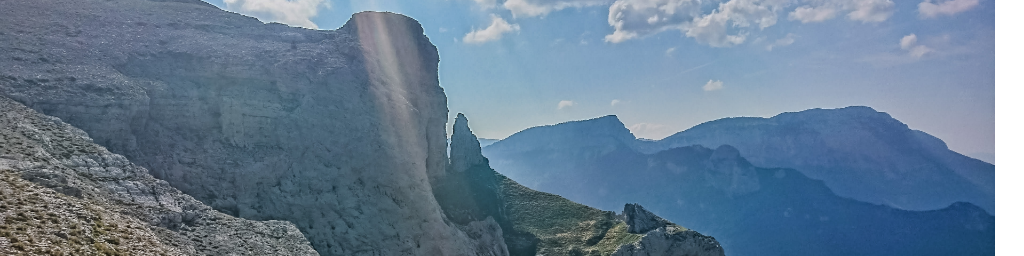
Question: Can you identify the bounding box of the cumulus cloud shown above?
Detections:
[786,0,894,24]
[918,0,980,18]
[223,0,329,29]
[899,34,934,58]
[611,99,622,106]
[570,0,898,46]
[504,0,611,17]
[907,45,933,58]
[605,0,780,47]
[463,14,521,44]
[788,5,836,23]
[900,34,918,50]
[558,100,576,109]
[703,80,724,91]
[845,0,895,22]
[766,33,795,51]
[604,0,702,43]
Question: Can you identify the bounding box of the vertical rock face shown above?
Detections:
[0,1,488,255]
[433,113,510,256]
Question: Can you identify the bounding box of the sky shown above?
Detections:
[200,0,995,163]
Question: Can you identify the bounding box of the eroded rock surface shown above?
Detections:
[0,96,318,255]
[0,0,497,255]
[612,227,725,256]
[613,203,725,256]
[622,203,671,234]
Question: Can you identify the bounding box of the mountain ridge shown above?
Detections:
[486,106,993,214]
[481,111,995,255]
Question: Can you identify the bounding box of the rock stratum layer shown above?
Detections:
[0,96,318,255]
[0,0,489,255]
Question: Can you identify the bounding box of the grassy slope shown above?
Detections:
[0,170,181,256]
[496,171,644,256]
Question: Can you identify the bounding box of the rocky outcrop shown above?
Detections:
[614,204,724,256]
[0,96,317,255]
[432,113,510,256]
[622,203,672,234]
[612,227,725,256]
[0,0,497,255]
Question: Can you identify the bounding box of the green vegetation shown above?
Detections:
[0,170,165,255]
[495,172,644,256]
[592,223,642,255]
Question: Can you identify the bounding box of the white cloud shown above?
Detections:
[908,45,934,58]
[558,100,576,109]
[703,80,724,91]
[504,0,611,17]
[665,47,676,56]
[611,99,622,106]
[463,14,521,44]
[785,0,894,24]
[223,0,329,29]
[918,0,980,18]
[845,0,895,23]
[686,0,782,47]
[899,34,934,58]
[900,34,918,50]
[604,0,702,43]
[605,0,780,47]
[788,5,836,23]
[766,33,795,51]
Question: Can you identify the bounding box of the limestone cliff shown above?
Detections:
[0,0,496,255]
[0,96,318,255]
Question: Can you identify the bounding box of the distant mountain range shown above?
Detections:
[481,109,994,255]
[487,107,994,214]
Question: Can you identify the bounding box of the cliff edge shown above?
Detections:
[0,0,494,255]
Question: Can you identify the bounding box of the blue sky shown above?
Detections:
[202,0,995,162]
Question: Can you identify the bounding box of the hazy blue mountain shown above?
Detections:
[649,106,994,214]
[482,114,994,256]
[967,152,995,165]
